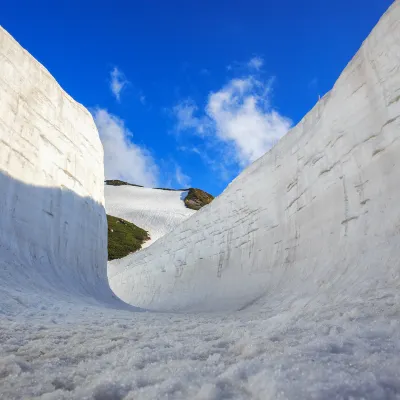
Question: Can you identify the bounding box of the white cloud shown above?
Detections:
[93,108,159,187]
[172,100,210,136]
[174,77,291,168]
[247,56,264,70]
[206,77,291,166]
[109,67,129,101]
[175,165,191,188]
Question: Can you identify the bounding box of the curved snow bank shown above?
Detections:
[0,26,119,310]
[105,185,196,248]
[110,2,400,312]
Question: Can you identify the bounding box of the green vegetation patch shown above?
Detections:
[184,188,214,210]
[105,179,144,187]
[107,214,149,261]
[154,187,187,191]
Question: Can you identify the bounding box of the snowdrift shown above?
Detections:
[109,2,400,312]
[105,185,195,248]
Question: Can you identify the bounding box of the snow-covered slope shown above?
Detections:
[105,185,195,248]
[2,3,400,398]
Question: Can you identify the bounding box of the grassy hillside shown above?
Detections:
[184,188,214,210]
[107,214,149,261]
[105,181,213,260]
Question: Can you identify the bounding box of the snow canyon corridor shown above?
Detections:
[1,2,400,399]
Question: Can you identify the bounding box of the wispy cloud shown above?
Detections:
[109,67,129,102]
[227,56,264,74]
[139,93,146,105]
[179,145,235,183]
[173,62,291,170]
[172,99,210,136]
[174,164,191,188]
[247,56,264,71]
[93,108,159,187]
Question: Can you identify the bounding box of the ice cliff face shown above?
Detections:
[0,27,113,307]
[109,2,400,312]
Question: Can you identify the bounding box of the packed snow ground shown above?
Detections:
[2,288,400,399]
[105,185,195,248]
[1,2,400,400]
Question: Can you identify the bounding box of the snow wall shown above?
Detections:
[110,2,400,312]
[0,27,116,310]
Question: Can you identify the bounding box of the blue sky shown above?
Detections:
[1,0,393,195]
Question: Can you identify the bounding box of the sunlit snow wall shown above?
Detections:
[110,2,400,312]
[0,27,112,309]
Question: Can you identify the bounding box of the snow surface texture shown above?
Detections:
[105,185,195,249]
[1,3,400,399]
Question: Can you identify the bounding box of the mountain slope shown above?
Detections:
[105,184,197,248]
[105,182,214,259]
[107,214,150,260]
